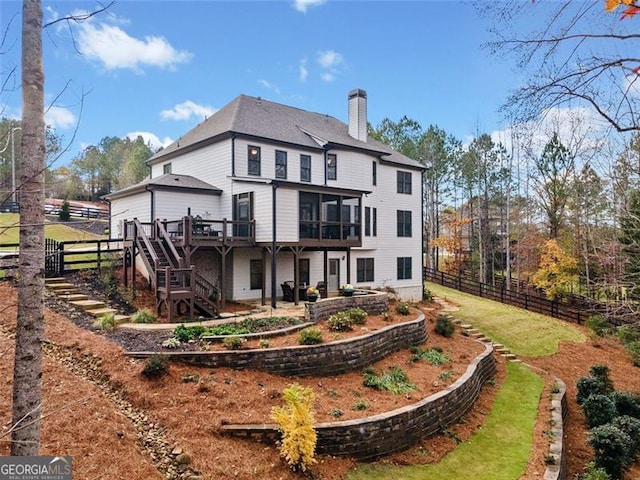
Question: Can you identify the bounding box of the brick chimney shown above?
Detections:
[348,89,367,142]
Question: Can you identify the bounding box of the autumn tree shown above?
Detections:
[431,208,472,275]
[532,239,579,300]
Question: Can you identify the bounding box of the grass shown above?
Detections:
[426,282,586,356]
[0,213,103,244]
[346,362,543,480]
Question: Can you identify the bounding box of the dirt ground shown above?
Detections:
[1,280,639,479]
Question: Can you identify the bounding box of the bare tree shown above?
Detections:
[482,0,640,132]
[11,0,45,456]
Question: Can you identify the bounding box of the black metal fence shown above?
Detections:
[0,238,123,278]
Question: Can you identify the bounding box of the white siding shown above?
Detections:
[276,188,298,241]
[109,191,150,239]
[155,191,220,221]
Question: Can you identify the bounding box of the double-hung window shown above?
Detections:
[397,257,412,280]
[357,258,374,283]
[275,150,287,179]
[327,153,337,180]
[248,146,261,176]
[397,210,412,237]
[397,171,412,194]
[300,154,311,182]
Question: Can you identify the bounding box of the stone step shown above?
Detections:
[480,336,493,343]
[70,299,106,310]
[45,277,68,284]
[86,307,118,318]
[47,282,77,291]
[460,324,473,330]
[502,353,518,360]
[495,347,511,355]
[114,314,130,323]
[466,328,480,334]
[470,332,485,339]
[492,343,505,349]
[508,358,523,363]
[451,318,462,325]
[57,293,89,301]
[54,287,80,295]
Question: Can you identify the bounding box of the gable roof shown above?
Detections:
[103,174,221,201]
[148,94,424,170]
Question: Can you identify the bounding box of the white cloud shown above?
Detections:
[76,18,192,72]
[293,0,326,13]
[160,101,217,122]
[126,131,173,150]
[299,58,308,82]
[258,79,281,94]
[45,105,76,129]
[321,72,335,83]
[317,50,343,69]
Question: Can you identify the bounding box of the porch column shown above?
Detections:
[346,248,351,284]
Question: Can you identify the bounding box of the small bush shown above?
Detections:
[434,314,455,338]
[586,315,612,337]
[580,461,611,480]
[362,366,416,395]
[611,415,640,457]
[130,308,157,324]
[259,339,271,349]
[590,364,614,390]
[616,325,640,345]
[142,354,169,379]
[588,424,634,479]
[182,373,200,383]
[173,324,205,342]
[329,408,343,418]
[577,376,611,406]
[346,307,368,325]
[270,383,317,472]
[423,285,433,302]
[611,391,640,419]
[352,401,368,411]
[298,327,323,345]
[59,200,71,221]
[92,312,118,332]
[582,394,617,429]
[222,336,247,350]
[410,346,450,365]
[327,312,353,331]
[395,302,410,315]
[624,341,640,367]
[161,337,181,349]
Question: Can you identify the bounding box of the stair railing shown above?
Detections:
[133,218,159,288]
[194,271,220,315]
[155,219,185,268]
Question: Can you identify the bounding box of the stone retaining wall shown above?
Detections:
[129,312,427,377]
[305,291,389,322]
[221,343,496,460]
[543,377,568,480]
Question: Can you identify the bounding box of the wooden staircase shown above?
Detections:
[131,219,220,321]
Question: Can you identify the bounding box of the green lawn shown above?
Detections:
[347,362,543,480]
[0,213,102,245]
[427,282,586,356]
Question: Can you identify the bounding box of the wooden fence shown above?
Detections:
[0,238,123,277]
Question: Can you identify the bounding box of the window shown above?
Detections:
[372,207,377,236]
[275,150,287,179]
[248,145,261,176]
[233,192,253,237]
[397,171,412,194]
[397,210,412,237]
[397,257,412,280]
[300,154,311,182]
[250,259,263,290]
[327,153,337,180]
[163,163,172,174]
[372,161,377,186]
[357,258,374,283]
[299,259,310,286]
[365,207,371,236]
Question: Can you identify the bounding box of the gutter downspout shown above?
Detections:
[231,133,236,176]
[145,186,155,223]
[271,181,279,309]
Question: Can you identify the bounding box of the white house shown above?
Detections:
[105,89,424,316]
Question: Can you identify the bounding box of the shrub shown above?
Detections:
[58,200,71,221]
[173,324,205,342]
[346,307,368,325]
[259,339,270,349]
[423,285,433,302]
[624,341,640,367]
[611,391,640,419]
[92,312,118,332]
[142,354,169,379]
[395,302,410,315]
[130,308,157,324]
[161,337,181,349]
[298,327,323,345]
[586,315,612,337]
[329,408,343,418]
[590,365,615,393]
[616,325,640,345]
[352,401,368,411]
[588,424,634,479]
[327,312,353,331]
[434,314,455,337]
[270,383,317,472]
[580,461,611,480]
[611,415,640,457]
[577,375,613,406]
[582,394,617,429]
[362,366,416,395]
[222,336,247,350]
[410,346,450,365]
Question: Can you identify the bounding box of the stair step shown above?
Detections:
[480,336,492,343]
[502,353,518,360]
[86,307,119,318]
[466,328,480,334]
[47,282,77,290]
[508,358,522,363]
[460,324,473,330]
[54,288,80,295]
[451,319,462,325]
[496,347,511,354]
[45,277,68,284]
[70,299,106,310]
[57,293,89,301]
[114,314,130,322]
[492,343,504,349]
[470,332,485,338]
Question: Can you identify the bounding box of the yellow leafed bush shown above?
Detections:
[270,383,317,472]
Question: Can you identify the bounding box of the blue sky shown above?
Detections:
[2,1,543,167]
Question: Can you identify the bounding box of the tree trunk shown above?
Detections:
[11,0,45,456]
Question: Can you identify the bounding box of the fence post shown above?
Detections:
[524,293,528,309]
[97,240,102,271]
[58,242,64,276]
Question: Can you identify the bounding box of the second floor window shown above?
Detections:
[275,150,287,179]
[397,171,412,194]
[248,146,261,176]
[397,210,412,237]
[163,163,172,174]
[301,154,311,182]
[372,161,377,186]
[327,153,337,180]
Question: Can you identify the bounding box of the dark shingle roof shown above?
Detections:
[103,174,221,200]
[148,94,423,170]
